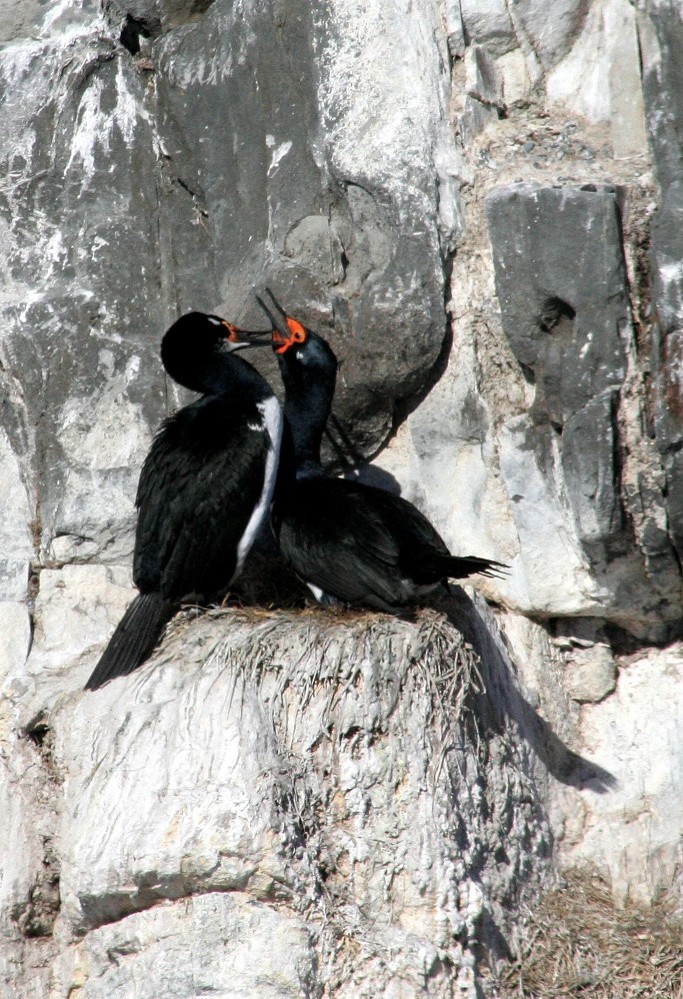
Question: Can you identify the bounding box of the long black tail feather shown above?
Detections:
[85,593,174,690]
[442,555,509,581]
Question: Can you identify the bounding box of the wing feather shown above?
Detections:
[279,477,501,609]
[133,396,270,601]
[280,479,410,609]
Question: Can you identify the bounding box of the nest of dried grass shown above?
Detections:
[487,868,683,998]
[203,604,483,745]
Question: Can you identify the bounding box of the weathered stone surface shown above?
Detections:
[0,0,45,44]
[1,0,683,991]
[481,182,681,632]
[371,171,679,636]
[562,389,622,546]
[459,0,516,57]
[104,0,216,37]
[564,643,683,904]
[563,643,617,703]
[638,1,683,194]
[0,427,33,602]
[0,602,31,685]
[486,183,628,552]
[497,416,603,614]
[512,0,588,70]
[3,607,555,997]
[639,3,683,560]
[53,894,316,999]
[0,10,167,566]
[23,564,134,681]
[486,184,628,428]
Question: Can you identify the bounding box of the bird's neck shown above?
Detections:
[280,357,336,476]
[284,388,331,475]
[163,345,269,401]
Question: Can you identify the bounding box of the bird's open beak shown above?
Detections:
[220,320,272,348]
[255,289,303,353]
[256,288,291,342]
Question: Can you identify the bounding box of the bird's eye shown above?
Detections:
[287,318,307,344]
[207,316,222,326]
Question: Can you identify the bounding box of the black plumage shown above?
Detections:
[85,312,280,690]
[258,292,507,612]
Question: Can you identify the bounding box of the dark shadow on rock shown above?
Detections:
[320,413,403,493]
[434,587,617,794]
[323,412,368,471]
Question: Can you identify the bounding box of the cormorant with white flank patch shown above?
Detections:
[257,291,506,612]
[85,313,280,690]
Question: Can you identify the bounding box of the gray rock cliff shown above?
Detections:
[1,0,682,994]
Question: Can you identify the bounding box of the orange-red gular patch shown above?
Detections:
[273,317,307,354]
[221,320,242,343]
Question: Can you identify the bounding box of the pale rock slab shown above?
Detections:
[496,47,533,106]
[497,415,603,615]
[9,564,135,724]
[547,0,648,157]
[563,643,617,703]
[0,427,34,602]
[51,894,316,999]
[0,602,31,684]
[2,608,556,997]
[564,644,683,904]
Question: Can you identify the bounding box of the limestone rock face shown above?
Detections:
[640,3,683,563]
[1,0,683,994]
[487,185,628,548]
[2,607,555,997]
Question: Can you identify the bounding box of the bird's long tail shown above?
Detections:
[84,593,174,690]
[441,555,509,580]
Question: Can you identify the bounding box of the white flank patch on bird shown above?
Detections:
[306,583,326,603]
[234,396,283,577]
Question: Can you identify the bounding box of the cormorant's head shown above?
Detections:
[160,311,272,393]
[254,290,338,382]
[255,290,338,470]
[163,312,271,356]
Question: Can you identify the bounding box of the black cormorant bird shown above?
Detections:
[257,292,506,612]
[85,312,280,690]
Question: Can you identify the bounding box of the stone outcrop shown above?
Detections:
[4,604,563,997]
[1,0,682,994]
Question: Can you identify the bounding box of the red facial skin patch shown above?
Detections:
[273,317,307,353]
[222,321,241,342]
